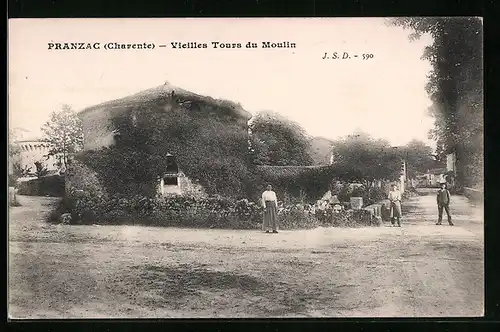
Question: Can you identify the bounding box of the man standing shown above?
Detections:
[388,183,402,227]
[436,182,454,226]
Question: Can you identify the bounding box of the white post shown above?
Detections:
[159,177,165,196]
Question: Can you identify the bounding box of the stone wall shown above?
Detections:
[158,171,207,198]
[363,199,392,224]
[463,187,483,203]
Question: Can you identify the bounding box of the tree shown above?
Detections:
[12,162,32,177]
[249,111,313,166]
[8,130,21,157]
[41,105,84,167]
[308,136,334,165]
[390,17,483,187]
[9,129,24,186]
[399,139,435,178]
[34,161,49,178]
[330,132,401,186]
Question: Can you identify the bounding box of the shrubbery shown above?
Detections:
[365,186,388,205]
[49,193,263,228]
[255,166,339,203]
[278,205,321,229]
[8,174,18,188]
[277,205,379,229]
[17,175,65,197]
[333,182,388,206]
[66,159,106,193]
[255,167,391,206]
[313,207,379,227]
[48,191,381,229]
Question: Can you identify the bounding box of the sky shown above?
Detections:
[8,18,435,147]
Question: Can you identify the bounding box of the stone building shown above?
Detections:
[9,139,61,176]
[75,82,252,197]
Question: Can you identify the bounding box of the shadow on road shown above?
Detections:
[117,263,314,316]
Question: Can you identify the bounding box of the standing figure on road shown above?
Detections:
[262,184,279,233]
[436,182,454,226]
[388,183,402,227]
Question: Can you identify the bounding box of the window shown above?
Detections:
[164,174,178,186]
[163,155,179,186]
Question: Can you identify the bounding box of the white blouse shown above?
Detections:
[388,190,402,202]
[262,190,278,206]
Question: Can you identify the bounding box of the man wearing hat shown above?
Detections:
[436,181,454,226]
[388,183,403,227]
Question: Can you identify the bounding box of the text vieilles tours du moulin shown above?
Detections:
[46,41,297,50]
[170,41,296,49]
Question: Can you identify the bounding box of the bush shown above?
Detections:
[350,185,366,198]
[315,208,380,227]
[8,174,18,188]
[278,205,321,230]
[365,186,387,206]
[48,198,70,224]
[17,175,65,197]
[255,166,348,204]
[337,183,353,203]
[49,189,383,229]
[51,193,264,228]
[65,160,107,198]
[335,182,389,207]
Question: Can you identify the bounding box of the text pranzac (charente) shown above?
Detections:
[47,41,298,50]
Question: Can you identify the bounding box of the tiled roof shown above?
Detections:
[256,165,325,177]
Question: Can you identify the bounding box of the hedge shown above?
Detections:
[48,191,380,229]
[17,175,65,197]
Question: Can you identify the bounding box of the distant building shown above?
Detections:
[421,167,447,187]
[9,139,61,176]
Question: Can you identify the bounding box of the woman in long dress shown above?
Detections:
[388,183,402,227]
[262,185,279,233]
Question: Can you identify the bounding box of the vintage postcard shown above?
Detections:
[8,18,484,319]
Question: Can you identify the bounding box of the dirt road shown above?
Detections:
[8,191,484,318]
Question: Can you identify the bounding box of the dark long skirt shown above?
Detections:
[390,201,402,219]
[263,201,278,231]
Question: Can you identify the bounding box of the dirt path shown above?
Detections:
[8,192,484,318]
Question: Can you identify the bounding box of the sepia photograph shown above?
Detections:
[8,17,483,318]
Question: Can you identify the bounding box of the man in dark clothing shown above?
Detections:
[436,182,454,226]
